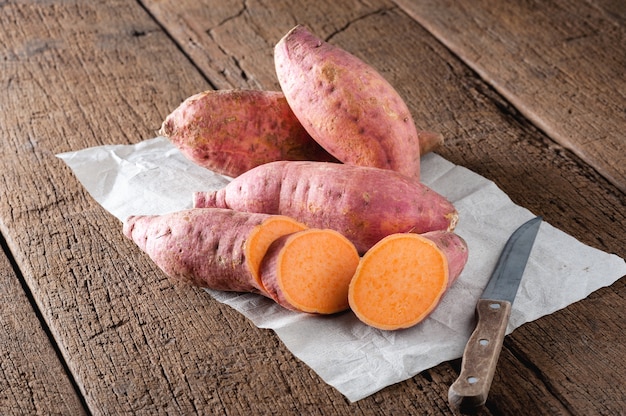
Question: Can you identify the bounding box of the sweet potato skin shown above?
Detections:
[159,89,337,177]
[274,25,421,180]
[123,208,291,294]
[421,231,469,287]
[194,161,458,254]
[258,234,298,311]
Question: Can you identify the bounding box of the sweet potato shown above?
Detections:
[348,232,467,330]
[123,208,307,295]
[421,230,469,288]
[193,161,458,254]
[274,25,427,180]
[159,89,337,177]
[259,229,360,314]
[348,232,468,330]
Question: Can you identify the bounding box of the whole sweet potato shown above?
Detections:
[274,25,425,180]
[123,208,307,295]
[194,161,458,254]
[159,89,337,177]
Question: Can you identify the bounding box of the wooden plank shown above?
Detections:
[505,281,626,415]
[394,0,626,193]
[144,0,626,414]
[142,0,397,91]
[0,243,87,415]
[0,1,623,416]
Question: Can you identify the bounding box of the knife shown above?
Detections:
[448,216,542,411]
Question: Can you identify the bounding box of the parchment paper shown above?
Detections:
[57,136,626,402]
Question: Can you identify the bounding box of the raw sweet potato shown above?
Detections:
[348,231,468,330]
[274,25,427,180]
[159,89,337,177]
[421,230,469,288]
[259,229,360,314]
[193,161,458,254]
[123,208,307,295]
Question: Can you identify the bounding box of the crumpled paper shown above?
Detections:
[57,136,626,402]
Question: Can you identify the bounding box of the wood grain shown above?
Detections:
[505,280,626,415]
[394,0,626,193]
[0,242,87,415]
[0,0,624,414]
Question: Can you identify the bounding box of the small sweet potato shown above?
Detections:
[159,89,337,177]
[274,25,425,180]
[260,229,360,314]
[193,161,458,254]
[348,231,468,330]
[123,208,307,295]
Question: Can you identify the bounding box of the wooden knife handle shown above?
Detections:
[448,299,512,411]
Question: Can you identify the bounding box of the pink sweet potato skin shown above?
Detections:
[257,234,297,311]
[421,230,469,287]
[123,208,276,294]
[159,89,337,177]
[194,161,458,254]
[274,25,422,180]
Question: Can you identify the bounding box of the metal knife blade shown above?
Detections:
[448,216,542,411]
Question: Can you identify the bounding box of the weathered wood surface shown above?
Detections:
[0,0,624,415]
[0,243,87,415]
[395,0,626,194]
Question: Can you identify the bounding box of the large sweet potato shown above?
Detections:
[159,89,337,177]
[193,161,458,254]
[274,25,425,180]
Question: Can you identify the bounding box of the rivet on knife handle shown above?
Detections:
[448,298,512,411]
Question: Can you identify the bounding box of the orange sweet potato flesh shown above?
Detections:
[260,229,360,314]
[159,89,338,177]
[348,232,468,330]
[275,25,427,180]
[123,208,307,296]
[421,230,469,287]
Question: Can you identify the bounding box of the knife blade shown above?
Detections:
[448,216,542,411]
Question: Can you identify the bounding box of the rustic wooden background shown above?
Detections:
[1,0,624,414]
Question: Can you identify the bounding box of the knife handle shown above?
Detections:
[448,299,512,411]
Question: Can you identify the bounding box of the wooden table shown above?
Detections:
[1,1,624,414]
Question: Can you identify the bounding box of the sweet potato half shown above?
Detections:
[349,231,469,330]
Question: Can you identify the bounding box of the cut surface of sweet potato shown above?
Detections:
[261,229,360,314]
[348,233,449,330]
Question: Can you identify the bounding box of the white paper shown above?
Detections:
[57,136,626,402]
